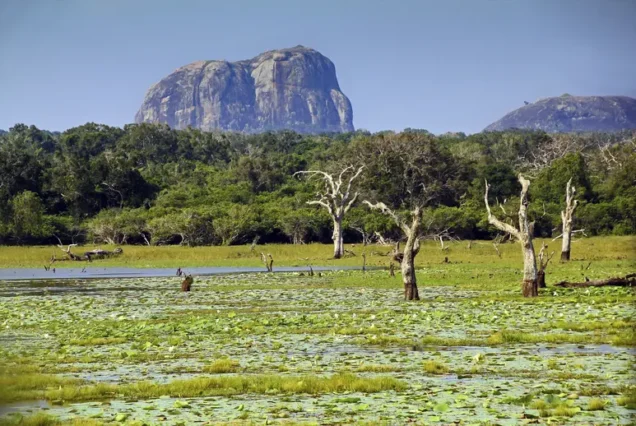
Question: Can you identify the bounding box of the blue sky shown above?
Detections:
[1,0,635,134]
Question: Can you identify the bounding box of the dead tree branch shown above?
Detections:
[485,175,539,297]
[554,275,635,288]
[294,165,364,258]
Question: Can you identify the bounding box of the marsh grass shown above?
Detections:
[422,360,449,375]
[616,390,636,409]
[203,358,241,373]
[360,328,635,349]
[530,395,580,418]
[552,406,579,417]
[0,414,103,426]
[354,364,401,373]
[1,236,632,274]
[358,335,484,348]
[486,330,634,346]
[541,320,635,332]
[6,373,405,403]
[0,373,83,403]
[587,398,607,410]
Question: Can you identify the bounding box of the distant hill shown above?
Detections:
[485,95,636,133]
[135,46,354,134]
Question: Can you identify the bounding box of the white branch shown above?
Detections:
[363,200,410,235]
[293,170,337,195]
[296,165,364,220]
[344,192,359,213]
[484,179,521,239]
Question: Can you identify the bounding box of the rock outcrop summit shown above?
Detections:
[135,46,354,134]
[485,95,636,132]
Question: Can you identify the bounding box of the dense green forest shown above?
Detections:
[0,123,634,246]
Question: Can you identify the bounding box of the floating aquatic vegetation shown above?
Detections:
[1,245,634,424]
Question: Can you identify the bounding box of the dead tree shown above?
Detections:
[351,226,374,246]
[51,239,123,263]
[516,133,587,175]
[374,232,393,246]
[559,178,578,261]
[485,175,539,297]
[355,132,460,301]
[492,234,505,259]
[537,242,555,288]
[294,165,364,259]
[555,274,635,288]
[260,252,274,272]
[364,202,422,300]
[250,236,260,252]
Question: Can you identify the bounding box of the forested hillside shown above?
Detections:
[0,123,634,245]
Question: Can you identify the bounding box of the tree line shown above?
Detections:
[0,123,634,250]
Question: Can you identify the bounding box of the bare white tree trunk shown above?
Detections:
[521,240,538,297]
[485,175,539,297]
[560,177,578,261]
[294,165,364,259]
[333,217,344,258]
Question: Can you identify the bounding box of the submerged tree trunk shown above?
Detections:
[401,233,420,301]
[521,241,538,297]
[364,202,423,301]
[560,178,578,262]
[333,218,344,259]
[536,242,554,289]
[537,270,546,289]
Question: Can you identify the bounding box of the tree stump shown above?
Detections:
[181,275,193,292]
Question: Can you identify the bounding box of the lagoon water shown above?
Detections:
[0,265,367,281]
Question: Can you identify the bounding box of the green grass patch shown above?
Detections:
[0,414,102,426]
[354,364,401,373]
[586,398,607,411]
[203,359,241,373]
[422,360,449,375]
[0,373,83,403]
[7,373,405,403]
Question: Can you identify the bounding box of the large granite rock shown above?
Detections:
[485,95,636,133]
[135,46,354,133]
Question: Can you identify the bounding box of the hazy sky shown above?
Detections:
[1,0,635,134]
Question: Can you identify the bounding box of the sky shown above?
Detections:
[1,0,635,134]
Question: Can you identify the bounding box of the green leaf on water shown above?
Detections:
[434,402,449,412]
